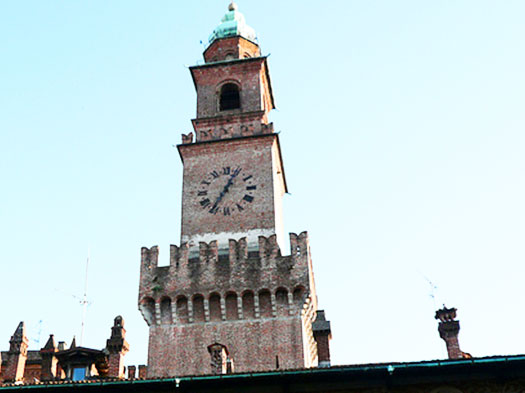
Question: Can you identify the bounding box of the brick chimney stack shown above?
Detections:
[4,322,29,382]
[138,365,147,379]
[106,316,129,379]
[40,335,58,381]
[435,306,469,359]
[312,310,332,367]
[127,365,136,380]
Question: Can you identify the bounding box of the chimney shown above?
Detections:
[138,365,147,379]
[3,322,29,382]
[40,335,58,381]
[312,310,332,367]
[127,365,136,380]
[435,306,469,359]
[106,316,130,379]
[207,343,230,375]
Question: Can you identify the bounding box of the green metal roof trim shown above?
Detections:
[208,2,257,45]
[2,355,525,390]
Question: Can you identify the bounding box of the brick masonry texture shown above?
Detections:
[139,232,319,376]
[139,35,323,378]
[178,134,285,246]
[189,55,274,143]
[203,36,261,63]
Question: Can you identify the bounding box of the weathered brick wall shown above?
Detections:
[139,232,318,377]
[191,58,271,121]
[178,134,285,248]
[191,114,273,142]
[203,36,261,63]
[147,317,303,377]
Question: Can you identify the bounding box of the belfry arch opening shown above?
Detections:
[219,83,241,111]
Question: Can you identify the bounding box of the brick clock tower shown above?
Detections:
[139,3,331,377]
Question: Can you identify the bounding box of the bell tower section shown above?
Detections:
[179,7,284,251]
[138,2,330,378]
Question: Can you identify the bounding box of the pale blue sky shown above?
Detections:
[1,1,524,368]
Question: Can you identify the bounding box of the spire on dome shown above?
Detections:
[208,2,257,45]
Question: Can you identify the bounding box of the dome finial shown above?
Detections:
[228,1,238,11]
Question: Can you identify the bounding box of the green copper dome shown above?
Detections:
[208,2,258,44]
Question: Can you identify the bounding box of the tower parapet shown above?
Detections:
[139,231,315,325]
[139,231,318,376]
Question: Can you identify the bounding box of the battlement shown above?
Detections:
[138,232,315,327]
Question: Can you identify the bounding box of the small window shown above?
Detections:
[220,83,240,111]
[72,367,86,381]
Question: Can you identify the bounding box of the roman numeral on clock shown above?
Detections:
[246,185,257,191]
[243,175,253,182]
[200,198,211,208]
[198,190,207,196]
[243,195,254,203]
[210,170,219,178]
[223,167,230,175]
[223,207,231,216]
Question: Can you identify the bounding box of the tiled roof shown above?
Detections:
[1,354,525,389]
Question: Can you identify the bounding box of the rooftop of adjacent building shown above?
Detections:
[2,354,525,390]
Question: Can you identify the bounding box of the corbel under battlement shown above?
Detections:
[138,231,313,306]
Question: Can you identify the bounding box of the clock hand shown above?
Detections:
[209,170,241,212]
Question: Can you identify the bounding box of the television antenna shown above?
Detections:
[30,320,43,347]
[79,250,90,346]
[422,275,438,309]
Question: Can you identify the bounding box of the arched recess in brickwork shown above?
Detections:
[275,288,289,317]
[160,296,172,324]
[242,291,255,319]
[219,82,241,111]
[176,296,189,324]
[293,286,306,311]
[140,297,156,325]
[192,294,205,323]
[209,293,222,321]
[225,292,238,320]
[258,289,272,318]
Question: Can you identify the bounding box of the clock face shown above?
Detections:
[197,166,257,216]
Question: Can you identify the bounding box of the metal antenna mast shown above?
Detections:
[79,250,90,346]
[423,275,438,309]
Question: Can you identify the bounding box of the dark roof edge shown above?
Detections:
[2,355,525,390]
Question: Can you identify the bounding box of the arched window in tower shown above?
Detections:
[258,289,272,318]
[160,296,173,324]
[219,83,241,111]
[225,292,238,320]
[242,291,255,319]
[209,293,222,321]
[192,294,205,322]
[176,296,189,324]
[275,288,289,317]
